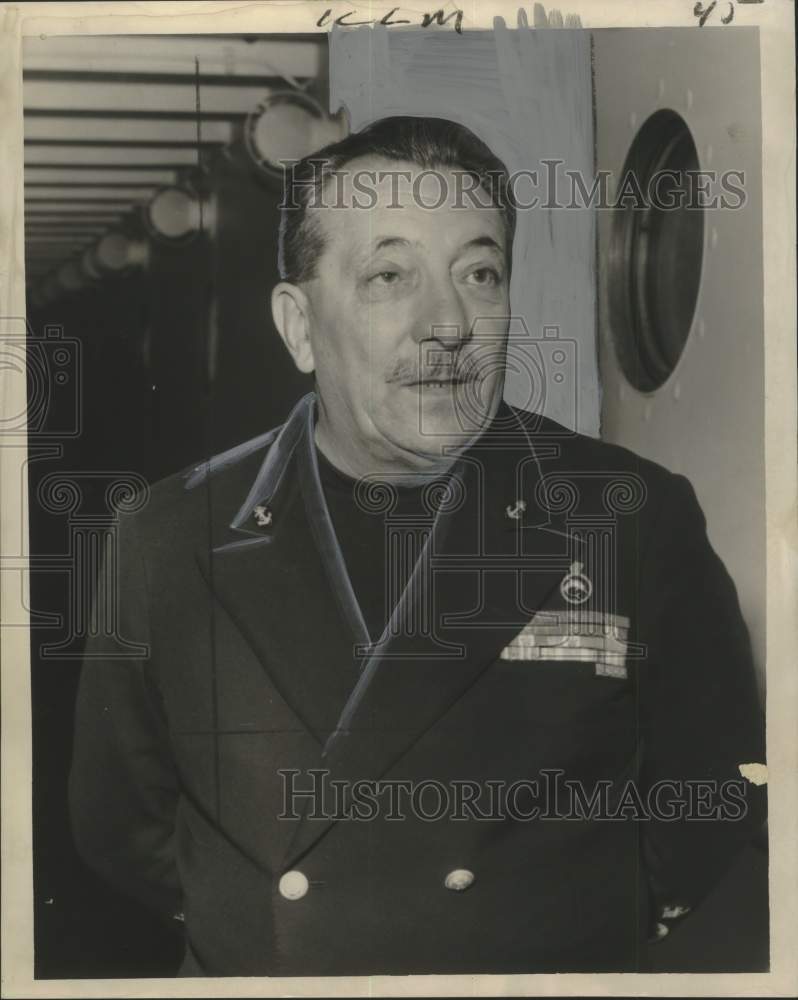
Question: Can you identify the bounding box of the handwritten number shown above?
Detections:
[693,1,717,26]
[693,0,737,25]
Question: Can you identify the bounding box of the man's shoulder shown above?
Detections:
[509,405,674,487]
[180,424,284,492]
[131,422,285,531]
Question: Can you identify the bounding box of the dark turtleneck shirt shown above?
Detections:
[315,446,437,644]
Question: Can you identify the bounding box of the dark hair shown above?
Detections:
[278,115,515,284]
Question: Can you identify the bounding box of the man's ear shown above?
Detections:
[271,282,315,373]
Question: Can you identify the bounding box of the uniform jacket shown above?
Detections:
[69,392,767,977]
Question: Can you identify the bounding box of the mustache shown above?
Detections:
[385,351,484,385]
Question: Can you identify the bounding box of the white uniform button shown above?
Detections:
[278,870,309,900]
[444,868,475,892]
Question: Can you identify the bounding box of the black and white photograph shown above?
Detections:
[1,1,795,995]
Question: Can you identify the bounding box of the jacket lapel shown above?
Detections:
[194,394,369,745]
[282,402,580,868]
[193,393,586,870]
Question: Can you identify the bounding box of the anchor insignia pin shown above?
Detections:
[252,504,273,528]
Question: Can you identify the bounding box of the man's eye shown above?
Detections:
[465,267,501,286]
[370,270,400,285]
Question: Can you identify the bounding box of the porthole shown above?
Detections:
[608,110,704,392]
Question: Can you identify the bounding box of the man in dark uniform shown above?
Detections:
[69,117,766,977]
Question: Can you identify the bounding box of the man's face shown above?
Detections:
[296,156,511,477]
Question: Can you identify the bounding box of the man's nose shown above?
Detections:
[413,278,470,347]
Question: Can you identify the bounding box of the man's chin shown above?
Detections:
[399,386,493,431]
[362,388,498,471]
[384,414,494,467]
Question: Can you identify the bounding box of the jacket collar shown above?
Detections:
[229,392,316,535]
[227,389,562,541]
